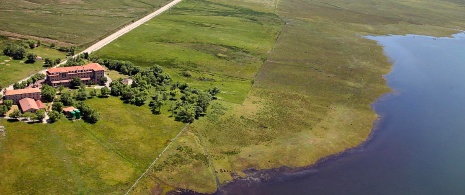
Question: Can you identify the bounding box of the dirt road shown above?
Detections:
[2,0,182,93]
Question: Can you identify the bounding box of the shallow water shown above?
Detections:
[219,32,465,194]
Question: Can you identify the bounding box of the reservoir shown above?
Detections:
[220,32,465,194]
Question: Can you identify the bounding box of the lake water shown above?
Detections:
[219,32,465,194]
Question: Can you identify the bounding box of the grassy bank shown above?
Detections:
[0,0,170,46]
[0,97,184,194]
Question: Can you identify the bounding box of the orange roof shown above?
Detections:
[19,98,39,112]
[4,88,41,96]
[35,100,45,109]
[47,63,105,74]
[62,106,76,112]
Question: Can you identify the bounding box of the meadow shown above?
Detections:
[0,0,170,46]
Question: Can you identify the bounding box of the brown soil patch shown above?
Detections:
[0,30,74,46]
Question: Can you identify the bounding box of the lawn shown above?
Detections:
[0,0,171,46]
[0,97,185,194]
[0,37,67,88]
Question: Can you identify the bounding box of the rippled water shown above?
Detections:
[220,32,465,194]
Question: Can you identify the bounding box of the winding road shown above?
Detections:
[2,0,182,93]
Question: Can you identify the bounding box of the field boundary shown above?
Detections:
[124,124,189,195]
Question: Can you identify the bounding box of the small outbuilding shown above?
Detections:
[18,98,39,113]
[62,106,80,118]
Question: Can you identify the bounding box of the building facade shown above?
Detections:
[45,63,105,87]
[4,88,41,104]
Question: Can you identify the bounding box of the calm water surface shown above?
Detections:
[220,33,465,194]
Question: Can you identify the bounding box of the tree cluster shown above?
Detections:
[171,84,216,123]
[44,58,61,67]
[41,84,57,102]
[3,43,26,60]
[58,46,76,56]
[13,73,46,89]
[0,100,13,116]
[94,58,140,76]
[76,101,100,123]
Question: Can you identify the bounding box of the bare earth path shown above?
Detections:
[1,0,182,93]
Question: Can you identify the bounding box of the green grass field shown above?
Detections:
[0,97,185,194]
[0,0,170,46]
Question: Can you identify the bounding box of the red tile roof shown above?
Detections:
[19,98,39,112]
[62,106,76,113]
[5,88,41,96]
[35,100,45,109]
[47,63,105,74]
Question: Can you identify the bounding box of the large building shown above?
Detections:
[4,88,41,104]
[45,63,105,87]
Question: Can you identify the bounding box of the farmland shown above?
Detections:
[0,0,170,46]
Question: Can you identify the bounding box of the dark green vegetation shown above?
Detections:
[0,37,66,88]
[0,0,171,46]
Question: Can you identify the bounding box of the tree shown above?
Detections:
[0,105,8,116]
[48,110,61,123]
[26,53,36,63]
[60,92,74,106]
[208,86,220,97]
[13,82,22,90]
[31,73,45,83]
[76,101,99,123]
[58,85,64,94]
[175,104,195,123]
[100,76,108,85]
[9,110,22,120]
[198,91,212,108]
[26,39,36,49]
[150,99,164,114]
[22,112,36,120]
[44,58,53,67]
[41,84,57,102]
[86,109,100,123]
[35,109,46,122]
[89,89,97,98]
[76,86,88,101]
[52,101,64,112]
[100,86,110,97]
[54,58,61,65]
[70,77,82,88]
[3,100,13,110]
